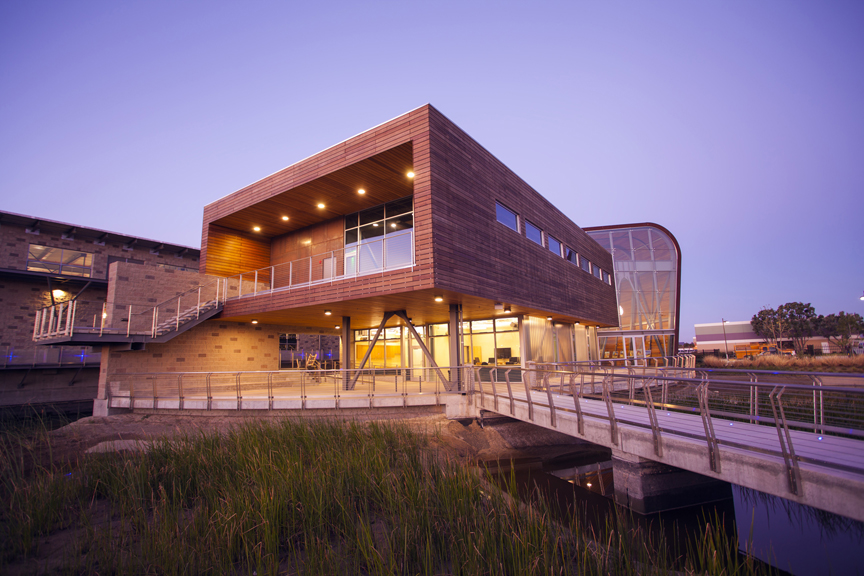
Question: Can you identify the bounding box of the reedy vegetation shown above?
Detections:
[1,418,774,575]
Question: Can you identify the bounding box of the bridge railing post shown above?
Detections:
[543,372,557,428]
[504,369,515,416]
[568,373,584,436]
[601,374,618,446]
[769,386,802,495]
[696,381,721,473]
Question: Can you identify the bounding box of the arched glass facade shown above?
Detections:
[585,224,681,360]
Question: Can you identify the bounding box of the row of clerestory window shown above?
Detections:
[495,201,611,285]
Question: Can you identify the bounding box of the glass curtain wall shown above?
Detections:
[586,225,680,360]
[344,196,413,276]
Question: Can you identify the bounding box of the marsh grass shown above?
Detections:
[702,353,864,372]
[2,417,777,574]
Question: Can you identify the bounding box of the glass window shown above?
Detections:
[386,196,413,218]
[27,245,93,278]
[566,248,578,266]
[495,318,519,332]
[345,228,358,245]
[471,319,494,333]
[345,213,358,229]
[495,202,518,232]
[359,222,385,241]
[603,270,610,284]
[580,257,591,273]
[593,266,602,279]
[385,213,413,234]
[429,323,448,336]
[547,235,562,256]
[359,205,385,226]
[384,327,401,339]
[354,329,369,341]
[525,221,543,246]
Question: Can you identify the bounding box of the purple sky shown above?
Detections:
[2,1,862,340]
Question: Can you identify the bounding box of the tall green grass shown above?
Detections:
[1,417,777,574]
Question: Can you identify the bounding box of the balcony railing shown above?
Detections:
[223,230,414,300]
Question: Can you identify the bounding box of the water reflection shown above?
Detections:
[486,449,864,576]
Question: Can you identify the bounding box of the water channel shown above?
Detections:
[484,435,864,576]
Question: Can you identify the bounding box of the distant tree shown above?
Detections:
[751,307,786,350]
[779,302,817,356]
[817,312,864,354]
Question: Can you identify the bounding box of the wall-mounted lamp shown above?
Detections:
[504,306,511,313]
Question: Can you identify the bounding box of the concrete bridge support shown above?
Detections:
[612,450,733,514]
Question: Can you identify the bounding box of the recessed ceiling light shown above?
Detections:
[282,216,289,221]
[358,189,365,195]
[52,289,66,299]
[251,319,258,324]
[547,316,553,321]
[407,171,415,178]
[504,306,511,313]
[390,223,397,228]
[434,296,444,302]
[317,203,325,209]
[335,325,341,329]
[253,226,261,232]
[324,310,332,316]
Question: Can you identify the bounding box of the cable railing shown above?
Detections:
[105,364,460,411]
[472,364,864,497]
[32,277,224,342]
[221,231,415,300]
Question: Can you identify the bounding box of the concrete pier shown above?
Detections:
[612,450,733,514]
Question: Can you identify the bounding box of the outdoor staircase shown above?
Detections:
[149,299,222,343]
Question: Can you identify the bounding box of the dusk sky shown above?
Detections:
[2,1,862,340]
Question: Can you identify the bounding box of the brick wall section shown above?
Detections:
[0,220,200,279]
[0,275,105,356]
[426,107,619,326]
[98,321,283,390]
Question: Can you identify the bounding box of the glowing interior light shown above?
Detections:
[619,306,624,316]
[372,223,378,227]
[251,319,258,324]
[335,325,340,330]
[282,216,289,221]
[586,483,592,487]
[358,189,365,194]
[52,289,65,299]
[317,203,325,209]
[434,296,444,302]
[324,310,332,316]
[818,436,823,441]
[407,171,415,178]
[391,223,397,228]
[253,226,261,232]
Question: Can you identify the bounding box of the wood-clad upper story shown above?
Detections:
[200,105,618,328]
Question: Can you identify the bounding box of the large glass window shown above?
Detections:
[27,245,93,277]
[345,196,413,275]
[495,202,519,232]
[580,257,591,273]
[566,247,579,266]
[525,221,543,246]
[464,317,521,366]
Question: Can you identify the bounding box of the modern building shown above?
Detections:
[694,320,851,356]
[18,104,679,414]
[584,223,681,360]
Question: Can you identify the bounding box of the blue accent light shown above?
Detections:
[729,423,733,426]
[818,437,823,441]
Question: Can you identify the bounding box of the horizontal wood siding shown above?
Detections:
[426,107,618,326]
[205,224,271,277]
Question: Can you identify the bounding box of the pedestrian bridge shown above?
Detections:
[103,361,864,522]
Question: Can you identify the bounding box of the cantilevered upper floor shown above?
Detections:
[201,105,618,331]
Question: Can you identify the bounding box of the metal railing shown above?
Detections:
[221,231,415,301]
[1,345,101,368]
[33,277,224,342]
[105,364,460,411]
[472,364,864,496]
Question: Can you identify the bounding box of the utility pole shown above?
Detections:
[721,318,730,360]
